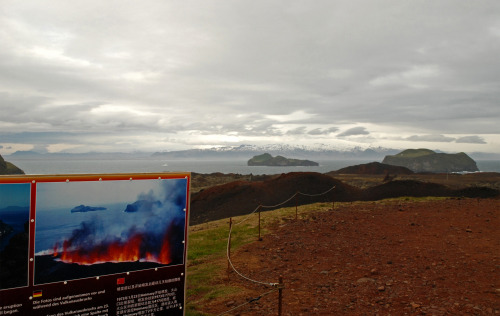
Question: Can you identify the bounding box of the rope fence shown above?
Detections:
[221,185,336,315]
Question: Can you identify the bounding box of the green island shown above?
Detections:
[247,153,319,167]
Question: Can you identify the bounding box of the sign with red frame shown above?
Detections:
[0,173,190,316]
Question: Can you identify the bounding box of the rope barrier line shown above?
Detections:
[227,223,277,287]
[233,204,261,226]
[297,185,336,197]
[232,185,335,226]
[259,192,299,209]
[216,287,279,316]
[226,185,336,286]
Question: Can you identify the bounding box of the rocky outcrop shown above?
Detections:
[0,155,24,175]
[248,153,319,166]
[382,149,478,173]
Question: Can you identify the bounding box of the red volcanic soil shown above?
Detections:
[201,198,500,315]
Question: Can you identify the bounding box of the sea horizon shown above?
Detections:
[6,157,500,176]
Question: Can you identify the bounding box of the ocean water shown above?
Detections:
[34,203,127,254]
[6,158,500,175]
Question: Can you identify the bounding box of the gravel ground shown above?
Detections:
[202,198,499,315]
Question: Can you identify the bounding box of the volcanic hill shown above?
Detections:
[328,162,413,175]
[189,172,499,225]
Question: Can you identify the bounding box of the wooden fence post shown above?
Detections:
[258,206,262,241]
[332,188,335,211]
[295,193,298,220]
[278,276,283,316]
[227,217,232,271]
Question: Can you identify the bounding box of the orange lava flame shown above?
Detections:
[53,232,171,265]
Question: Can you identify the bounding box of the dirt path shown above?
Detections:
[202,198,499,315]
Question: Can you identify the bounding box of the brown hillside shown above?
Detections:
[190,172,361,225]
[364,180,499,200]
[189,172,499,225]
[328,161,413,175]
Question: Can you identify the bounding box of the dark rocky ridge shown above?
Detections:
[330,162,413,175]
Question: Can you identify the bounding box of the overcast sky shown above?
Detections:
[1,0,499,155]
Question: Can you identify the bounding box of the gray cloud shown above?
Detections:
[1,132,86,144]
[406,134,456,143]
[285,126,339,136]
[405,134,488,145]
[455,136,487,144]
[0,1,499,154]
[308,127,338,135]
[337,127,369,137]
[286,127,307,136]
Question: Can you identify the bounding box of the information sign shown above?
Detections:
[0,173,190,315]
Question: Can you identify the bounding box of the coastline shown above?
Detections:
[4,157,500,175]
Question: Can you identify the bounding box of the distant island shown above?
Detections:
[124,200,162,213]
[382,149,479,173]
[0,154,24,175]
[70,205,107,213]
[248,153,319,167]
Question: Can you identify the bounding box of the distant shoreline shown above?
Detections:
[4,157,500,175]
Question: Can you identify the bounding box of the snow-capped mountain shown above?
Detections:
[152,144,400,160]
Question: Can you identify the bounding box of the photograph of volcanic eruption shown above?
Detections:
[0,183,30,290]
[34,177,187,285]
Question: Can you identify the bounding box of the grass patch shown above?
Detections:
[186,212,270,314]
[187,263,219,293]
[376,196,450,203]
[188,226,232,263]
[185,305,209,316]
[188,222,263,264]
[204,286,242,301]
